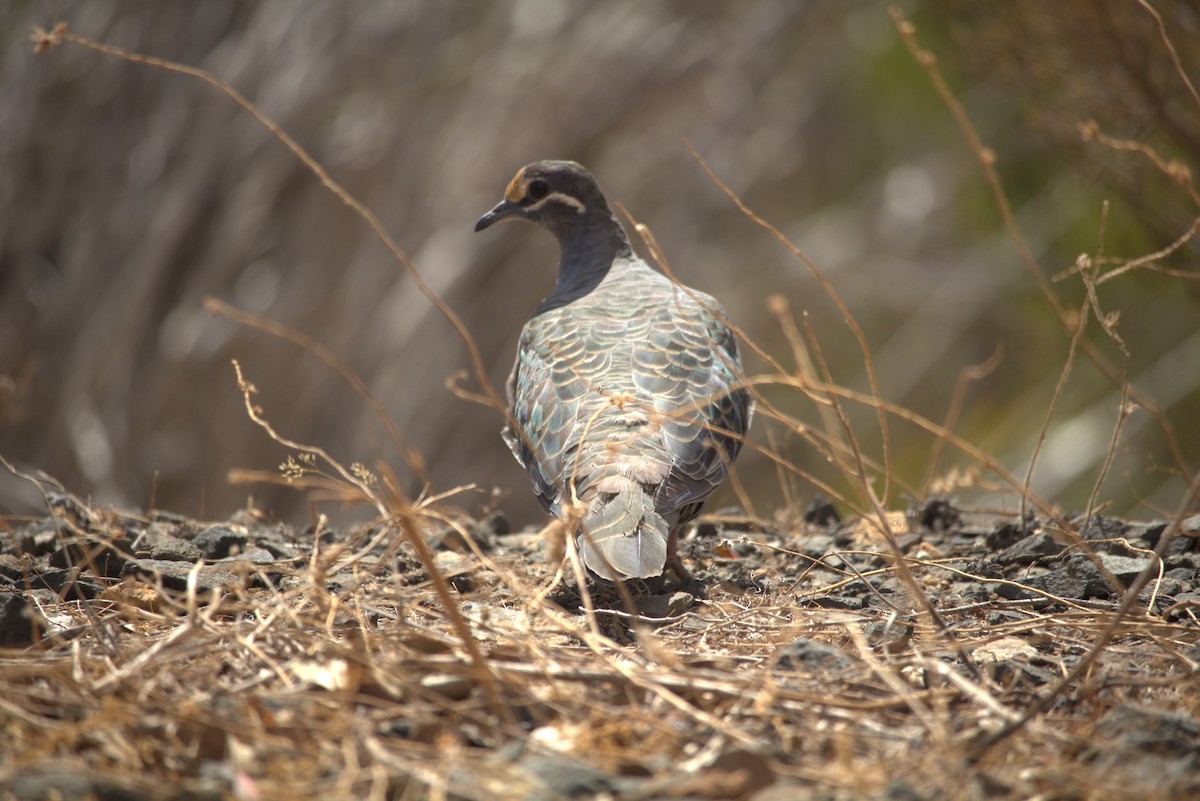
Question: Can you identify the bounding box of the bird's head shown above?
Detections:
[474,161,616,239]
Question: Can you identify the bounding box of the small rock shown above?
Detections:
[996,533,1063,565]
[1166,590,1200,620]
[985,521,1028,550]
[466,511,508,551]
[1078,515,1131,542]
[864,620,914,653]
[964,557,1003,579]
[803,495,840,526]
[1098,553,1153,583]
[123,558,241,593]
[48,536,127,578]
[1163,567,1195,584]
[775,637,854,671]
[1129,521,1169,545]
[916,498,960,532]
[634,591,693,618]
[1018,556,1114,600]
[133,523,202,562]
[0,554,27,581]
[806,595,866,610]
[35,568,106,601]
[433,551,474,576]
[225,547,276,565]
[986,610,1024,626]
[0,592,35,646]
[1166,553,1197,571]
[973,636,1038,664]
[799,531,835,559]
[190,524,249,559]
[10,520,60,557]
[1092,704,1200,758]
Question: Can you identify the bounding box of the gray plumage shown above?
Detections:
[475,161,752,581]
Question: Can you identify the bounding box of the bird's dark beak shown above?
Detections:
[474,200,519,232]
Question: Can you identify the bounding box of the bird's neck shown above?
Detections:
[536,214,632,314]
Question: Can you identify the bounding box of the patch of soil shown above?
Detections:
[1,492,1198,800]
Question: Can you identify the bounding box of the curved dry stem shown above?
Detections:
[206,297,430,489]
[684,142,895,508]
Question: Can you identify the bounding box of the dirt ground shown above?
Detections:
[2,488,1198,801]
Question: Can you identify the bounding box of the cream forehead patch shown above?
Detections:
[504,168,528,202]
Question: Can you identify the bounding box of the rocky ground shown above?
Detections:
[1,490,1198,800]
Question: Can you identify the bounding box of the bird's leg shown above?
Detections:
[665,524,691,582]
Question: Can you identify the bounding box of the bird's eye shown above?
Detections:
[527,180,549,201]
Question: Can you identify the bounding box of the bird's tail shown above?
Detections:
[577,476,669,581]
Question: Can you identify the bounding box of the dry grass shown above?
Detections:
[3,484,1197,800]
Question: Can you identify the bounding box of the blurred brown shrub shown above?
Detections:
[1,1,1196,525]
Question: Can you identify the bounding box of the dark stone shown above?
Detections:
[986,610,1023,626]
[964,557,1003,579]
[1139,580,1190,613]
[39,569,106,601]
[48,536,128,578]
[996,533,1063,565]
[0,554,28,581]
[993,578,1036,601]
[916,498,960,532]
[448,573,474,593]
[956,524,994,541]
[189,524,249,559]
[1164,567,1196,584]
[123,558,241,594]
[132,523,202,562]
[957,584,990,603]
[803,495,840,526]
[864,620,914,653]
[256,539,299,560]
[775,637,854,671]
[1166,591,1200,620]
[469,511,508,550]
[224,547,276,565]
[9,520,60,556]
[634,591,693,618]
[1092,704,1200,758]
[985,522,1026,550]
[1098,553,1154,583]
[1020,555,1119,600]
[46,492,95,528]
[0,592,34,646]
[1166,554,1197,571]
[1130,521,1169,545]
[1078,515,1132,541]
[805,595,866,610]
[799,531,836,560]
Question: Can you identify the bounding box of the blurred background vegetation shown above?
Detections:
[1,1,1197,529]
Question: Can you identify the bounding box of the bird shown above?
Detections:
[475,161,752,582]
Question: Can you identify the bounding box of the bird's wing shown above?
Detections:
[504,312,598,516]
[631,290,753,512]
